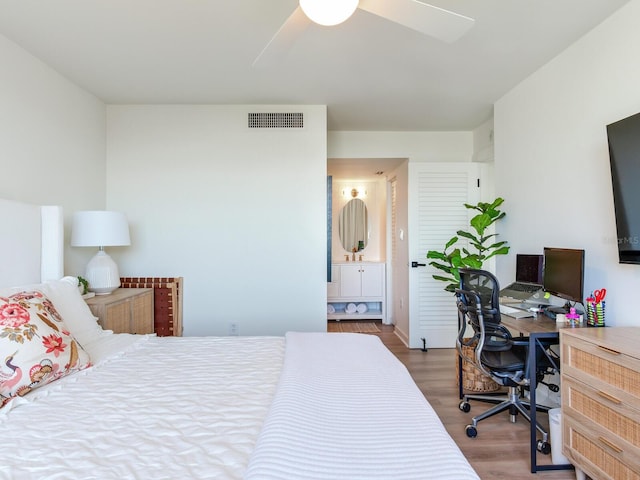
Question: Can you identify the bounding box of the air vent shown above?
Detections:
[248,112,304,128]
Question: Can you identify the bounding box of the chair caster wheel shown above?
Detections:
[537,440,551,455]
[465,425,477,438]
[459,401,471,413]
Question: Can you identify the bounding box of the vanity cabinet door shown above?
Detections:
[340,265,363,297]
[360,264,383,297]
[339,264,383,298]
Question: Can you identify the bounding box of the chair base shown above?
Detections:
[461,386,549,442]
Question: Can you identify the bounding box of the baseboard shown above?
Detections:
[394,326,409,346]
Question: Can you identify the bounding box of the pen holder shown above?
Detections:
[586,301,605,327]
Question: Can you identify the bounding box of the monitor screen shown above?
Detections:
[515,254,543,284]
[543,247,585,306]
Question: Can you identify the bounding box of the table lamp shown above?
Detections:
[71,210,131,295]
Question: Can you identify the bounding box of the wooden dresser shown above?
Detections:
[560,327,640,480]
[85,288,154,334]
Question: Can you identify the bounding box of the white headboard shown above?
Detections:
[0,198,64,287]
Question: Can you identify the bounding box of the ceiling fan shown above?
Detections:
[253,0,475,67]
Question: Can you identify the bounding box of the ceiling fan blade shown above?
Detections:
[252,6,311,68]
[358,0,475,43]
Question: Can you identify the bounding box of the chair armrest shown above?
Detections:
[511,338,530,347]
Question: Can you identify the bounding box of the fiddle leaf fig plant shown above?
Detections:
[426,198,510,293]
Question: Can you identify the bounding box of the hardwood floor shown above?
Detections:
[351,322,577,480]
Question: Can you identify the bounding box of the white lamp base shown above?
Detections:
[85,249,121,295]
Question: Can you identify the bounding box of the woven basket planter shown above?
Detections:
[456,338,501,393]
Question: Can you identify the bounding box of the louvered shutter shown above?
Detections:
[408,163,479,348]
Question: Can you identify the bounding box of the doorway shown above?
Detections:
[327,157,407,328]
[328,159,480,349]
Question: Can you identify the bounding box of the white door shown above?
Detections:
[408,163,480,349]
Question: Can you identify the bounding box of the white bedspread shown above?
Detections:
[1,332,478,480]
[245,332,479,480]
[0,335,284,480]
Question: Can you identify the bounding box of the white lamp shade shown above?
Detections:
[71,211,131,247]
[299,0,359,26]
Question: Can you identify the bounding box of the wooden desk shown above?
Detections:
[501,313,585,473]
[500,313,586,337]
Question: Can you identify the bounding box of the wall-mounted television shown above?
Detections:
[607,112,640,264]
[543,247,585,313]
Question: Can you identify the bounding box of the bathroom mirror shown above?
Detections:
[338,198,368,252]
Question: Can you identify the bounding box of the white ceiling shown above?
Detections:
[0,0,630,132]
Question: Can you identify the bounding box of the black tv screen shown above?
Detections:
[607,111,640,264]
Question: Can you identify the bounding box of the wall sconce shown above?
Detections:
[71,210,131,295]
[342,187,367,199]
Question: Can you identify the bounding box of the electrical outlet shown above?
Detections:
[229,323,239,336]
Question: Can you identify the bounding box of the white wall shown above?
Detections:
[495,0,640,326]
[106,105,328,336]
[472,117,495,164]
[328,131,473,162]
[0,33,106,277]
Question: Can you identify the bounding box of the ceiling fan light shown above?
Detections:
[299,0,359,27]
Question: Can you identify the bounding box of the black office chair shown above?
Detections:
[455,268,551,454]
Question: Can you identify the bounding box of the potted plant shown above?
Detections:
[77,276,89,295]
[426,198,510,292]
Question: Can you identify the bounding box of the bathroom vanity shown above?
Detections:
[327,262,386,323]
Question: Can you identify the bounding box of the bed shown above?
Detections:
[0,198,479,479]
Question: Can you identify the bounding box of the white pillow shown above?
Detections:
[0,290,92,409]
[0,277,110,346]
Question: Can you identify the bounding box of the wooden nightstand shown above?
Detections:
[85,288,154,334]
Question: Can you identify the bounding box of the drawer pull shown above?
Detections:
[597,345,622,355]
[597,390,623,404]
[598,436,623,454]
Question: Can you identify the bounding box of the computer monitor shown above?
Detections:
[516,254,543,284]
[543,247,585,313]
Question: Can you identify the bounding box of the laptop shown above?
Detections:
[500,254,543,301]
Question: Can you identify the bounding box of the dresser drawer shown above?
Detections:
[562,375,640,459]
[563,414,640,480]
[562,333,640,406]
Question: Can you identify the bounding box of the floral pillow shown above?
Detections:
[0,290,92,409]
